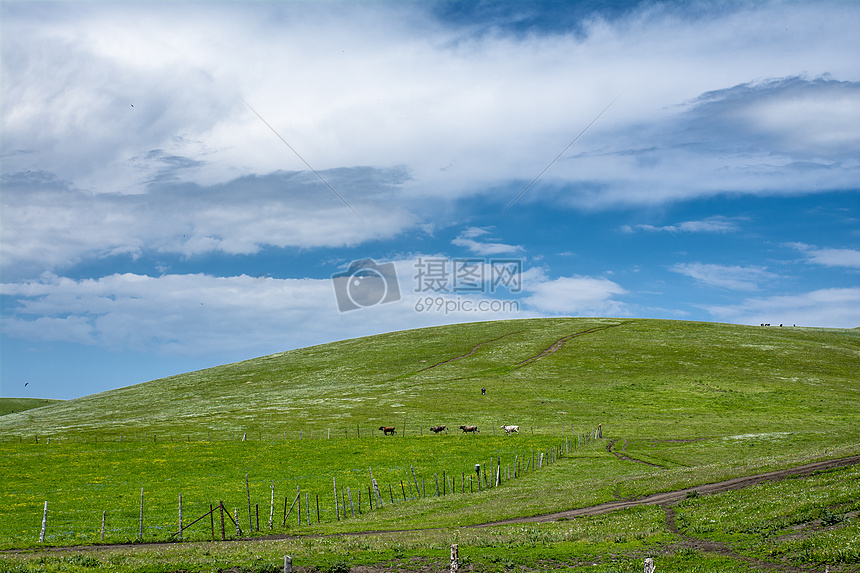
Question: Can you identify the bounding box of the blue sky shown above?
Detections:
[2,0,859,400]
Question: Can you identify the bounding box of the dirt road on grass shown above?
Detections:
[470,454,860,527]
[7,454,859,556]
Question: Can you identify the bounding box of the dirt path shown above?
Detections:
[514,322,627,369]
[606,438,666,468]
[17,454,859,557]
[416,332,520,372]
[471,454,860,526]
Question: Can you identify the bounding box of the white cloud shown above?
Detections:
[704,288,860,328]
[1,256,539,356]
[627,216,743,234]
[670,263,778,291]
[451,227,523,256]
[0,169,416,274]
[2,1,858,214]
[522,274,628,316]
[789,243,860,269]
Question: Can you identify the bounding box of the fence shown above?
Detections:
[0,422,605,445]
[7,427,606,547]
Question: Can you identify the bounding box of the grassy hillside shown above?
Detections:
[1,317,859,567]
[2,318,858,441]
[0,398,62,417]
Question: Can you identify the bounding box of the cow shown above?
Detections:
[430,425,447,434]
[501,425,519,435]
[379,426,396,435]
[459,425,479,433]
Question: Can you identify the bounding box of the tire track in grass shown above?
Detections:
[663,505,806,573]
[415,332,521,373]
[607,438,667,469]
[473,454,860,527]
[512,321,629,370]
[16,455,860,555]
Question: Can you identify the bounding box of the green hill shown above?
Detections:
[2,318,860,570]
[2,318,858,442]
[0,398,62,417]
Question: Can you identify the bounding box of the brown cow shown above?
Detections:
[459,425,479,433]
[379,426,396,435]
[430,425,447,434]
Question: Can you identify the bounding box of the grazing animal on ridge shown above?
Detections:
[501,425,519,435]
[379,426,396,435]
[430,425,447,434]
[459,425,479,433]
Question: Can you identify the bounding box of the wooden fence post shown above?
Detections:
[269,482,274,529]
[369,466,383,507]
[347,486,355,518]
[316,494,320,523]
[297,486,301,526]
[39,501,47,543]
[411,466,420,498]
[306,493,310,526]
[219,501,225,541]
[139,487,144,540]
[178,493,183,541]
[246,475,252,534]
[284,555,293,573]
[101,510,106,541]
[210,504,215,540]
[333,477,339,521]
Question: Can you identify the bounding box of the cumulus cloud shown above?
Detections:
[1,255,538,356]
[704,288,860,328]
[0,168,416,275]
[3,1,858,211]
[670,263,778,291]
[522,274,628,316]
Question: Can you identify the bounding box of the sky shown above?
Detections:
[1,0,859,401]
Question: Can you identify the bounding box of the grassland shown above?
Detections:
[1,318,859,572]
[0,399,62,417]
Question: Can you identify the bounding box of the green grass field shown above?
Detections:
[1,318,859,572]
[0,399,62,417]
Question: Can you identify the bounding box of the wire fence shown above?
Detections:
[2,427,605,548]
[0,421,603,445]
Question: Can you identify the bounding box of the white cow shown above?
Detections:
[501,425,519,435]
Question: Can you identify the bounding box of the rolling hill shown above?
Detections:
[2,318,858,443]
